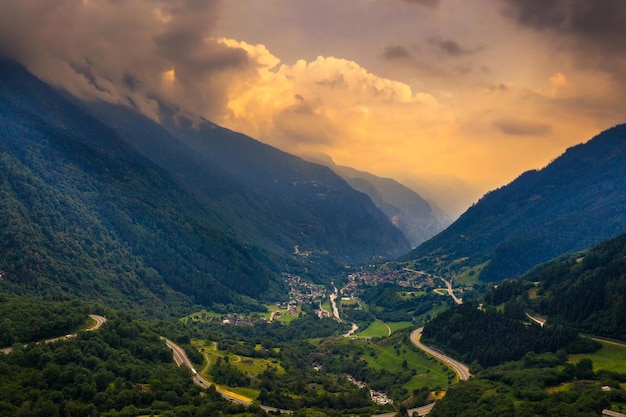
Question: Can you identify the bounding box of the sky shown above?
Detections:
[2,0,625,216]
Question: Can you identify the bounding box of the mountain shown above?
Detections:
[76,98,410,268]
[301,153,451,247]
[0,59,410,313]
[0,59,283,312]
[406,124,626,281]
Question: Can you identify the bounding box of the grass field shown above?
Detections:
[362,340,450,391]
[388,321,413,333]
[358,320,391,338]
[569,340,626,372]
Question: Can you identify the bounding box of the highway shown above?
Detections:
[410,327,471,382]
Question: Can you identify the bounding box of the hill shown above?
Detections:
[406,124,626,281]
[301,153,451,247]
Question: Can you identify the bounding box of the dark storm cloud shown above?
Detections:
[0,0,249,120]
[501,0,626,103]
[382,45,412,60]
[493,119,552,136]
[501,0,626,53]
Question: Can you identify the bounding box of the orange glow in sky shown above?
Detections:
[2,0,625,215]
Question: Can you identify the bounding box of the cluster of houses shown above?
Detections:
[283,273,326,304]
[341,267,434,297]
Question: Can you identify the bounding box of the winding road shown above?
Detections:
[410,327,471,382]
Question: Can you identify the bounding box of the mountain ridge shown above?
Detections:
[406,123,626,281]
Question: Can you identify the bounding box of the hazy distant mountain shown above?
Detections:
[406,124,626,281]
[301,152,451,247]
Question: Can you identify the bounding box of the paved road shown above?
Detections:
[525,312,546,327]
[440,278,463,305]
[0,314,107,354]
[410,328,471,382]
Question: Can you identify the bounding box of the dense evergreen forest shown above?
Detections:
[526,232,626,339]
[0,293,90,346]
[421,300,597,368]
[356,284,454,323]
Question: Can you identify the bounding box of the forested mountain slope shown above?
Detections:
[525,231,626,340]
[0,59,281,313]
[406,124,626,281]
[79,98,411,268]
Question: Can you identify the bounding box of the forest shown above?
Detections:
[0,310,258,417]
[421,300,597,368]
[429,350,626,417]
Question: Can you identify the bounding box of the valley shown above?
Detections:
[1,58,626,417]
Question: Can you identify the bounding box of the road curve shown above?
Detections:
[410,328,471,381]
[88,314,107,331]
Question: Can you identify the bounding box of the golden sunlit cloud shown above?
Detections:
[162,68,176,83]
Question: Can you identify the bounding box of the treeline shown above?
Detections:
[0,294,89,346]
[0,312,252,417]
[421,301,589,367]
[430,350,626,417]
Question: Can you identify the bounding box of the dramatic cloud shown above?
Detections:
[0,0,249,121]
[500,0,626,73]
[2,0,624,215]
